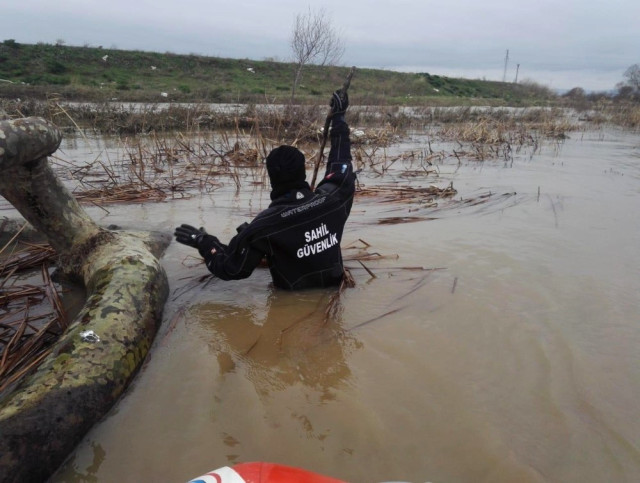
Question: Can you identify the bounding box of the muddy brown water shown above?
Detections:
[4,126,638,482]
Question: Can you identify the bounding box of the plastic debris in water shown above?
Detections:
[80,330,100,343]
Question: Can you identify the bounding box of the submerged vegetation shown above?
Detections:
[0,98,589,392]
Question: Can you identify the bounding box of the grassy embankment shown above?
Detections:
[0,40,555,106]
[3,40,639,131]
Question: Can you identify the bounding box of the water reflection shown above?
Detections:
[191,289,362,401]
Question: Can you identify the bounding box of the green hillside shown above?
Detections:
[0,40,555,105]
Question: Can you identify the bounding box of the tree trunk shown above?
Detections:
[291,62,304,103]
[0,117,170,482]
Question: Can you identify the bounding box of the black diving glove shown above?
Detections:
[174,224,207,249]
[330,90,349,123]
[174,224,224,258]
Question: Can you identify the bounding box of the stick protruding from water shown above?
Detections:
[310,66,356,190]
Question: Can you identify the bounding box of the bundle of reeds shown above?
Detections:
[357,182,457,204]
[74,183,168,204]
[0,241,65,395]
[56,132,274,204]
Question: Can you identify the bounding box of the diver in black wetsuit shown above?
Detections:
[174,90,355,290]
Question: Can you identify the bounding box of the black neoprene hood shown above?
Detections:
[265,145,306,188]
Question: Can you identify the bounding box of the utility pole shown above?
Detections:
[514,64,520,83]
[502,49,509,82]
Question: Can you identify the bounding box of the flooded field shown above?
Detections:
[3,120,639,482]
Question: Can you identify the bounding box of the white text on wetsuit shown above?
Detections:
[297,223,338,258]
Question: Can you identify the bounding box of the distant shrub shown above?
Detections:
[51,75,70,85]
[43,74,70,85]
[563,87,586,99]
[429,76,445,89]
[587,92,611,102]
[2,39,19,49]
[518,79,555,99]
[47,60,67,75]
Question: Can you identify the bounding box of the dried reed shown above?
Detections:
[0,240,65,395]
[0,101,587,391]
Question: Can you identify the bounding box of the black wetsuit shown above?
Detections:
[199,120,355,290]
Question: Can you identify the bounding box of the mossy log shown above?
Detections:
[0,117,170,483]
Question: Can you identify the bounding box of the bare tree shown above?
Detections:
[623,64,640,92]
[290,8,345,102]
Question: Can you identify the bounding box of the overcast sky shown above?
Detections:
[5,0,639,92]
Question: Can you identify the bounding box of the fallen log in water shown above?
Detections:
[0,117,170,483]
